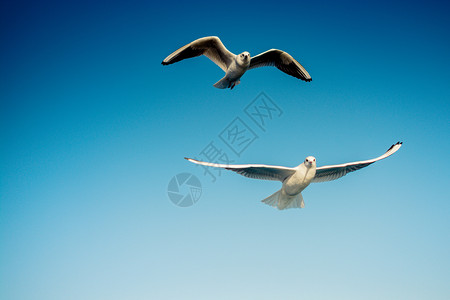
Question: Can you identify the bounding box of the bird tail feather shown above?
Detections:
[261,190,281,208]
[213,77,231,89]
[261,190,304,210]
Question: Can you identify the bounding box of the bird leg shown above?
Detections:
[230,80,241,90]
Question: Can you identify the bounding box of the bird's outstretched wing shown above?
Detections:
[249,49,312,82]
[185,158,296,182]
[312,142,403,183]
[162,36,235,72]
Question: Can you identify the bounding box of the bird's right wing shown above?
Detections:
[185,158,296,182]
[162,36,235,72]
[312,142,402,183]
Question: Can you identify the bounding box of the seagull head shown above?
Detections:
[237,52,251,66]
[304,156,316,168]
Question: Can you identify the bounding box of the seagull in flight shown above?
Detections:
[185,142,402,210]
[162,36,312,89]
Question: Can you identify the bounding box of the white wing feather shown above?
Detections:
[185,158,296,182]
[312,142,402,183]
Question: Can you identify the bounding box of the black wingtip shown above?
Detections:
[387,141,403,152]
[161,61,167,65]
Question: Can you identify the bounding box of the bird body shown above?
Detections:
[262,158,317,210]
[283,158,316,196]
[162,36,311,89]
[185,142,402,210]
[213,51,250,89]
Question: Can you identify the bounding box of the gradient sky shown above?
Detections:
[1,0,449,299]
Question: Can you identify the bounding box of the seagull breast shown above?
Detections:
[282,165,316,196]
[226,57,249,79]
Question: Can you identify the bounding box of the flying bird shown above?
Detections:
[162,36,312,89]
[185,142,402,210]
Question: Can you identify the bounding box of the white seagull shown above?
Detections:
[162,36,312,89]
[185,142,402,210]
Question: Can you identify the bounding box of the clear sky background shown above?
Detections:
[1,0,449,299]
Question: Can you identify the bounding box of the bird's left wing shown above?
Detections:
[312,142,402,183]
[185,158,296,182]
[249,49,312,82]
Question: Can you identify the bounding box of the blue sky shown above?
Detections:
[1,0,449,299]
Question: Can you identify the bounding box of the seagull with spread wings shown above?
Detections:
[162,36,312,89]
[185,142,402,210]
